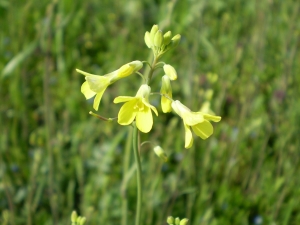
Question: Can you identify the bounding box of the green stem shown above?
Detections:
[121,126,133,225]
[146,57,158,85]
[133,123,142,225]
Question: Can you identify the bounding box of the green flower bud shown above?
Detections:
[167,216,175,224]
[175,217,180,225]
[71,211,77,223]
[163,64,177,80]
[144,31,152,48]
[167,34,181,50]
[154,30,163,48]
[76,216,82,223]
[180,218,189,225]
[163,31,172,46]
[79,217,87,225]
[153,146,168,162]
[150,24,159,42]
[172,34,181,42]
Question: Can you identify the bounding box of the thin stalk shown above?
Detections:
[146,57,158,85]
[133,123,142,225]
[121,126,133,225]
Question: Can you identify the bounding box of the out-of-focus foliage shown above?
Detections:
[0,0,299,224]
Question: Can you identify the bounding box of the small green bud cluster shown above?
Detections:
[144,24,181,59]
[71,211,87,225]
[167,216,189,225]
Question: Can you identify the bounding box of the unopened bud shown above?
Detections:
[79,217,87,225]
[167,216,175,224]
[150,24,159,42]
[180,218,189,225]
[163,31,172,46]
[71,211,77,223]
[175,217,180,225]
[163,64,177,80]
[153,146,168,162]
[154,30,163,48]
[169,34,181,49]
[144,31,152,48]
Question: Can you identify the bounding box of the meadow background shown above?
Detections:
[1,0,300,224]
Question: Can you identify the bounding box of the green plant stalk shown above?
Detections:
[133,123,142,225]
[121,126,133,225]
[146,56,158,85]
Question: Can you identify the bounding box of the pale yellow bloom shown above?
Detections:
[171,100,221,148]
[76,61,142,111]
[114,84,158,133]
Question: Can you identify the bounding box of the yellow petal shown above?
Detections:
[183,112,204,126]
[93,90,106,111]
[136,107,153,133]
[203,113,221,122]
[81,81,96,99]
[117,100,137,125]
[191,120,213,139]
[76,68,97,77]
[184,123,193,148]
[171,100,190,118]
[114,96,136,103]
[85,75,110,93]
[142,99,158,116]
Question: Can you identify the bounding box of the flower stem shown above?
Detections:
[146,57,158,85]
[133,123,142,225]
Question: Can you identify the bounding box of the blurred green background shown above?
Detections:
[1,0,300,224]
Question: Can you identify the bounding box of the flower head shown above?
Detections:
[77,61,143,111]
[114,84,158,133]
[171,100,221,148]
[144,25,181,58]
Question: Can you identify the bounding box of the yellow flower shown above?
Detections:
[76,61,143,111]
[171,100,221,148]
[160,75,172,113]
[114,84,158,133]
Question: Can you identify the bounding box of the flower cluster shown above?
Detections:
[76,25,221,148]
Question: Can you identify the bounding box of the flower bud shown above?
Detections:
[163,31,172,46]
[163,64,177,80]
[180,218,189,225]
[79,217,87,225]
[167,216,175,224]
[205,89,214,101]
[160,75,172,113]
[76,216,82,223]
[150,24,159,42]
[153,146,168,162]
[168,34,181,50]
[175,217,180,225]
[144,31,152,48]
[154,30,163,48]
[71,211,77,223]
